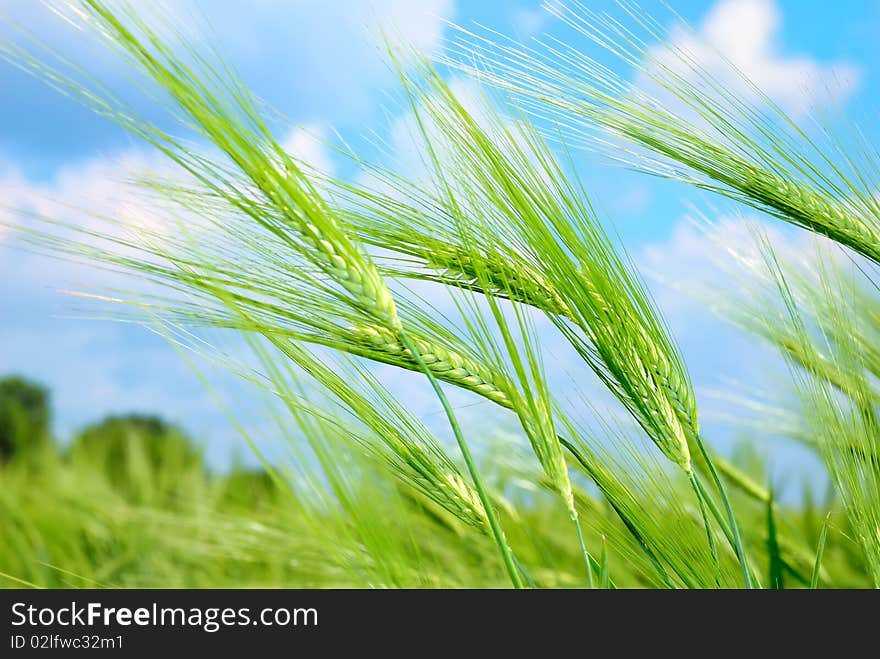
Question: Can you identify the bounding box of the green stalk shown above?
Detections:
[512,555,537,589]
[693,435,754,588]
[559,436,674,588]
[689,472,721,587]
[398,330,523,589]
[810,516,830,589]
[691,475,734,543]
[572,512,596,588]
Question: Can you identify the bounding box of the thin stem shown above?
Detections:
[572,511,595,588]
[692,473,733,543]
[512,554,537,588]
[689,472,721,587]
[691,471,764,589]
[560,435,675,588]
[694,434,754,589]
[398,330,523,589]
[810,514,830,589]
[692,462,762,587]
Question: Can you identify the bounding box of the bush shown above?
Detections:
[69,414,204,501]
[0,376,51,462]
[220,468,280,509]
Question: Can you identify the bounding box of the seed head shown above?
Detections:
[351,325,513,407]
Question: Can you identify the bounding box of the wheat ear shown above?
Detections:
[426,247,572,318]
[294,217,401,330]
[740,166,880,263]
[351,325,515,408]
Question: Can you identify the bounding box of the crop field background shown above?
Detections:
[1,0,878,589]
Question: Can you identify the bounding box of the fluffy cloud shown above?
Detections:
[376,74,564,192]
[637,211,864,452]
[0,164,29,241]
[1,122,341,250]
[1,1,458,155]
[641,214,772,320]
[639,210,850,336]
[366,0,454,55]
[511,6,549,37]
[384,76,484,182]
[649,0,861,115]
[511,0,566,37]
[282,126,335,175]
[1,150,179,246]
[0,152,192,437]
[187,0,456,116]
[0,148,218,337]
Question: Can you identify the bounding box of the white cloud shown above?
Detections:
[512,6,549,37]
[2,1,457,126]
[0,148,291,460]
[511,1,565,37]
[384,76,484,182]
[365,0,454,55]
[638,211,863,452]
[640,211,848,332]
[649,0,861,115]
[0,164,30,242]
[282,126,334,175]
[375,75,560,192]
[0,150,201,310]
[1,150,180,245]
[641,215,770,320]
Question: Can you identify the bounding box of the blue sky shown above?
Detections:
[1,0,877,486]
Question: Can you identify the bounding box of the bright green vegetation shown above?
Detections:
[1,1,878,588]
[0,376,865,588]
[0,377,51,462]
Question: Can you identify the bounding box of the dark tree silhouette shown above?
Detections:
[0,376,50,461]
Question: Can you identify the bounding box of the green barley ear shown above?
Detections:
[349,324,514,409]
[381,61,695,474]
[391,64,585,505]
[65,0,400,330]
[347,320,572,525]
[336,55,590,575]
[754,236,880,585]
[257,332,493,531]
[348,295,578,521]
[152,298,498,535]
[450,2,880,266]
[379,61,762,584]
[12,1,530,586]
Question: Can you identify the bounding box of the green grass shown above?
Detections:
[0,0,878,588]
[0,413,870,588]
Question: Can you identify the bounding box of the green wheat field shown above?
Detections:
[1,1,878,589]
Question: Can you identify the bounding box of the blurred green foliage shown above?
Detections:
[0,374,874,588]
[0,376,51,462]
[69,414,203,502]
